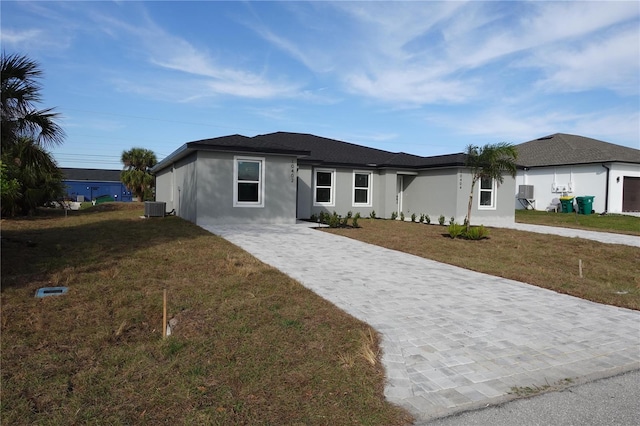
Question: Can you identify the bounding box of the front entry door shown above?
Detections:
[396,175,404,215]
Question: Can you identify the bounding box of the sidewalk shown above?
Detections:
[504,223,640,247]
[202,222,640,424]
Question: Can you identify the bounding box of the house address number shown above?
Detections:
[290,161,295,183]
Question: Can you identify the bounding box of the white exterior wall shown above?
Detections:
[516,162,639,214]
[609,163,640,213]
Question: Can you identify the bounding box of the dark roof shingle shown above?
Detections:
[516,133,640,167]
[61,168,122,182]
[253,132,466,168]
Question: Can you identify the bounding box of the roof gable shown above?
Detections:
[516,133,640,167]
[188,134,310,156]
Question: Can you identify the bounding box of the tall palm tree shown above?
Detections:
[120,147,157,202]
[465,143,518,232]
[1,52,65,150]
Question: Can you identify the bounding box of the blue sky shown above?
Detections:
[2,1,639,169]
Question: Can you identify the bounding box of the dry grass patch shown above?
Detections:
[1,204,412,425]
[324,219,639,310]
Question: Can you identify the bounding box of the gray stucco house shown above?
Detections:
[151,132,516,226]
[515,134,640,214]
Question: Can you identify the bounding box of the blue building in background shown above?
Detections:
[61,168,133,202]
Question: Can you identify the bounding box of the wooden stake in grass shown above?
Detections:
[579,259,583,278]
[162,289,167,339]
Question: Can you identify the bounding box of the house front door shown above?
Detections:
[396,175,404,215]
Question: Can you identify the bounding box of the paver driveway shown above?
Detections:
[202,223,640,423]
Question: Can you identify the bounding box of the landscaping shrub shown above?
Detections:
[465,225,490,240]
[329,212,340,228]
[438,215,445,225]
[352,212,361,228]
[448,223,465,239]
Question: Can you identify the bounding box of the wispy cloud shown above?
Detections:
[90,8,306,101]
[528,26,639,95]
[251,1,638,109]
[0,27,71,52]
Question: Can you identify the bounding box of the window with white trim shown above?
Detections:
[478,177,496,209]
[314,169,335,206]
[234,156,264,207]
[353,171,372,206]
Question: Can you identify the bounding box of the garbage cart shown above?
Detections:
[576,196,595,215]
[559,196,575,213]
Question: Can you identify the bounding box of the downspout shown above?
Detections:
[602,164,610,214]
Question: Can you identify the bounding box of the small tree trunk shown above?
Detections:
[466,177,477,233]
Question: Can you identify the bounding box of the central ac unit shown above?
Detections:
[144,201,166,218]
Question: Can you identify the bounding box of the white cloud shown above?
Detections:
[0,28,42,44]
[345,68,476,105]
[91,11,306,101]
[530,27,640,95]
[0,27,71,51]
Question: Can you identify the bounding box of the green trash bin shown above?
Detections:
[559,197,574,213]
[576,196,595,215]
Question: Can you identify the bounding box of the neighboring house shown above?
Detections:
[514,134,640,214]
[152,132,515,226]
[61,168,133,202]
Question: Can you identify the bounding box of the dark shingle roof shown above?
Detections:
[61,168,122,182]
[188,134,310,156]
[253,132,466,168]
[516,133,640,167]
[152,131,468,173]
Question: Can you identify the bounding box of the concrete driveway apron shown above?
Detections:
[202,223,640,423]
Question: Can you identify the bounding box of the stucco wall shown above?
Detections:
[464,169,516,227]
[304,166,379,218]
[155,168,172,209]
[516,164,613,213]
[195,151,298,225]
[155,153,198,222]
[402,169,459,221]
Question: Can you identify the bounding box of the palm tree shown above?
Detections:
[465,143,518,232]
[1,52,65,150]
[120,148,157,202]
[1,136,64,216]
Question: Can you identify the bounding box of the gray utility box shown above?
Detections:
[518,185,534,199]
[144,201,166,218]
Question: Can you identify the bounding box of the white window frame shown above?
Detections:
[233,156,265,208]
[478,177,496,210]
[352,171,373,207]
[313,168,335,206]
